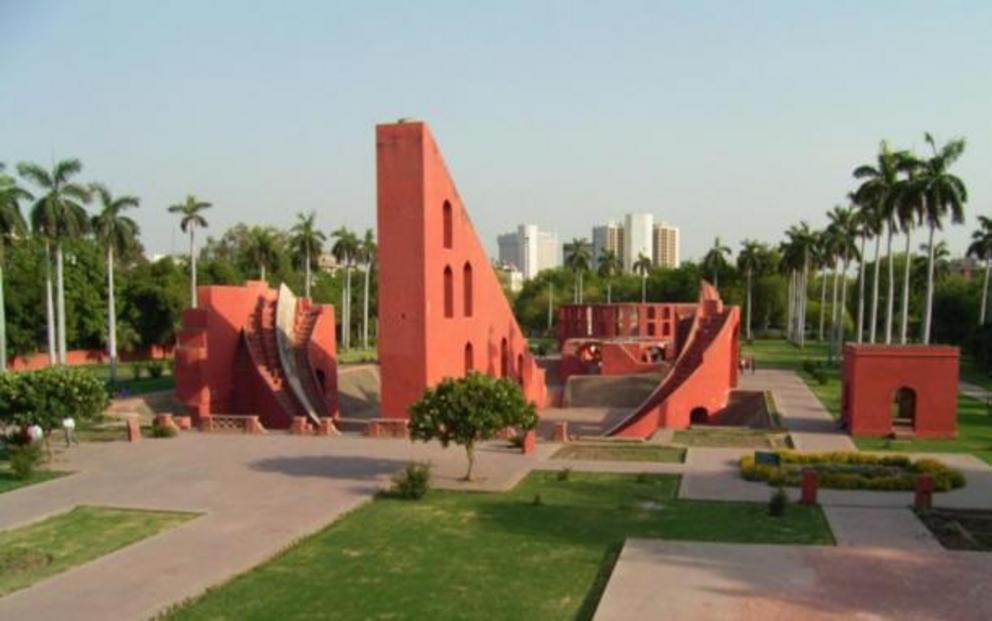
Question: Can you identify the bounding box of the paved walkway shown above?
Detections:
[738,369,856,451]
[595,539,992,621]
[0,434,553,621]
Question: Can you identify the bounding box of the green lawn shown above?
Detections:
[337,348,377,365]
[552,443,685,463]
[0,505,196,596]
[0,468,68,495]
[959,355,992,391]
[856,395,992,465]
[165,472,832,621]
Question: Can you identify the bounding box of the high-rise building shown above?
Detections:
[592,221,625,265]
[623,213,654,271]
[652,222,680,268]
[496,224,560,280]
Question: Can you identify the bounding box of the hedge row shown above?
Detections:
[740,451,966,492]
[0,366,109,430]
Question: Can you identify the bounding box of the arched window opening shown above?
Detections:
[443,200,453,249]
[443,266,454,318]
[463,262,473,317]
[690,407,709,425]
[517,354,525,387]
[500,338,509,377]
[464,342,474,375]
[891,387,917,428]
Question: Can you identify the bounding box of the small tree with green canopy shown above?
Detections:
[408,372,538,481]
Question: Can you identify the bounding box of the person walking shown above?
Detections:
[62,416,77,447]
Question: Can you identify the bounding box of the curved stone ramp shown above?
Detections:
[563,371,666,408]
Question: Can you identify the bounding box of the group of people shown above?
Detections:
[738,355,757,375]
[21,417,77,447]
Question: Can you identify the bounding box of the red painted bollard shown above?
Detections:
[521,430,536,454]
[800,469,818,505]
[553,422,569,443]
[126,416,142,443]
[290,416,310,435]
[915,475,934,511]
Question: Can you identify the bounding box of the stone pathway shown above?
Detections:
[823,506,943,550]
[738,369,856,451]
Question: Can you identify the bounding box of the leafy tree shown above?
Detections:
[120,257,186,348]
[967,215,992,325]
[244,226,281,281]
[408,372,537,480]
[563,237,591,303]
[331,227,360,350]
[90,184,140,382]
[290,211,325,300]
[597,249,621,303]
[0,164,31,370]
[632,253,652,302]
[701,237,731,289]
[168,195,211,308]
[19,159,91,364]
[737,240,765,342]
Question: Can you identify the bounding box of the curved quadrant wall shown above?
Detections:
[376,120,547,419]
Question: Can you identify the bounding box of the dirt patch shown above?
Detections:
[917,508,992,551]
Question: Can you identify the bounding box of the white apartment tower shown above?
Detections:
[623,213,654,271]
[592,221,625,265]
[497,224,560,280]
[652,222,680,268]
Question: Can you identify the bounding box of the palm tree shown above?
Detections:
[784,223,815,348]
[854,142,904,344]
[290,211,325,300]
[633,253,652,303]
[168,195,211,309]
[358,228,376,350]
[737,240,764,343]
[813,230,831,342]
[891,153,924,344]
[968,216,992,326]
[18,159,91,364]
[245,226,280,281]
[701,237,731,289]
[563,238,592,304]
[0,164,31,371]
[597,249,622,303]
[915,133,967,344]
[90,184,140,383]
[826,205,860,355]
[331,227,359,350]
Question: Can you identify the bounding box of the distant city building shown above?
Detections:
[494,262,524,293]
[948,257,981,281]
[496,224,559,280]
[652,222,680,268]
[623,213,654,271]
[317,253,340,272]
[592,221,625,265]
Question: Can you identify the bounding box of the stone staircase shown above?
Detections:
[242,294,308,428]
[293,306,329,416]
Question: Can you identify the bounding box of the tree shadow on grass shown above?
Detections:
[248,455,404,480]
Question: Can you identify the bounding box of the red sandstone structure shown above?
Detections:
[376,120,547,419]
[602,283,740,437]
[841,344,959,439]
[174,281,338,430]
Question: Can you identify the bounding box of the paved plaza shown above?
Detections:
[1,369,990,620]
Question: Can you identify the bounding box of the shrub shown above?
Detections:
[769,487,788,516]
[531,493,543,506]
[146,361,165,379]
[151,424,177,439]
[389,462,431,500]
[635,472,652,484]
[132,362,146,379]
[8,443,42,479]
[0,367,109,432]
[556,467,572,482]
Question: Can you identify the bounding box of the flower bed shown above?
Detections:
[740,451,966,492]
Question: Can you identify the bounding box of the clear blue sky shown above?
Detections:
[2,1,989,261]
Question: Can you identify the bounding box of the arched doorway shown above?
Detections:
[891,386,917,429]
[464,342,474,375]
[500,338,509,377]
[690,407,708,425]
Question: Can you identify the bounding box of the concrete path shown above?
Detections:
[594,539,992,621]
[823,506,942,550]
[0,433,552,621]
[738,369,856,451]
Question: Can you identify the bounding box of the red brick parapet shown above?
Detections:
[553,422,569,443]
[367,419,410,439]
[126,416,142,443]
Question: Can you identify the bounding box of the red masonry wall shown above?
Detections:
[376,120,546,419]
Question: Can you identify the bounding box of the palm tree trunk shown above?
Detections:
[799,253,809,348]
[107,245,118,383]
[607,281,612,304]
[830,259,840,357]
[818,267,827,341]
[260,263,266,282]
[923,222,937,344]
[0,263,6,373]
[304,247,311,299]
[982,257,991,326]
[346,264,353,350]
[55,242,67,364]
[362,260,371,350]
[746,269,752,342]
[856,235,866,343]
[900,229,913,344]
[786,270,795,343]
[190,227,198,309]
[44,242,56,365]
[547,282,553,331]
[884,222,895,344]
[839,256,850,350]
[340,268,347,349]
[869,235,881,343]
[641,275,646,303]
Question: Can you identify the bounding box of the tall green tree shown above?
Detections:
[825,205,860,354]
[0,164,31,371]
[18,159,91,364]
[782,223,815,347]
[812,230,832,342]
[632,253,652,303]
[701,237,731,289]
[358,228,376,350]
[563,238,591,304]
[245,226,280,281]
[597,249,622,303]
[168,195,211,309]
[915,133,967,344]
[968,216,992,326]
[90,184,140,382]
[891,152,924,344]
[737,240,764,342]
[290,211,325,300]
[331,227,359,350]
